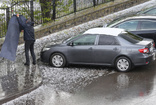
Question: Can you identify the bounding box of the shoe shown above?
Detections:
[24,63,30,66]
[33,62,36,65]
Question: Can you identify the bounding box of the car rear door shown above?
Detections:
[93,35,121,65]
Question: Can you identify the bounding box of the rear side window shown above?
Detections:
[140,20,156,30]
[98,35,119,45]
[119,32,143,44]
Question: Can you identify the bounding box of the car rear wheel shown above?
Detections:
[115,57,131,72]
[50,53,66,67]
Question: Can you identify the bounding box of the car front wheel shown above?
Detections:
[115,57,131,72]
[50,53,66,67]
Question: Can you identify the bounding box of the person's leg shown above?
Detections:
[30,41,36,65]
[25,41,30,65]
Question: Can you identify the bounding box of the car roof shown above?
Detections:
[108,15,156,27]
[126,15,156,19]
[83,28,125,36]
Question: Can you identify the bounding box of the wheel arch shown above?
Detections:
[49,51,68,66]
[113,55,133,66]
[113,55,135,72]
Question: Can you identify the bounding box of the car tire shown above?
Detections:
[50,53,66,68]
[115,56,131,72]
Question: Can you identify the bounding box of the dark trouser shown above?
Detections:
[25,40,36,64]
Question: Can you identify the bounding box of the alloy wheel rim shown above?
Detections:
[117,59,129,71]
[52,55,63,67]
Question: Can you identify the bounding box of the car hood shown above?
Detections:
[47,44,63,48]
[44,40,63,48]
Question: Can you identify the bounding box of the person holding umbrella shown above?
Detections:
[16,14,36,66]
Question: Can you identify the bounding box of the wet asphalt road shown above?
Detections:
[4,59,156,105]
[68,65,156,105]
[39,61,156,105]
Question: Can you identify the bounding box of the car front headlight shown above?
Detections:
[42,47,50,52]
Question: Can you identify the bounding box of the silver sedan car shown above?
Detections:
[104,16,156,47]
[41,28,156,72]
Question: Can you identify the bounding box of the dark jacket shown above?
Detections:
[17,16,35,41]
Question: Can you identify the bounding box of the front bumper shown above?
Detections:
[40,51,50,63]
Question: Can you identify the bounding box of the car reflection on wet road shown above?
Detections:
[71,67,156,105]
[3,60,156,105]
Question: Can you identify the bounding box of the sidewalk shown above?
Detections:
[0,59,42,104]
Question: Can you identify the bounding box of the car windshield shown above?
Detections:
[119,31,143,44]
[106,15,133,27]
[62,34,82,44]
[107,19,121,27]
[138,6,156,15]
[144,8,156,15]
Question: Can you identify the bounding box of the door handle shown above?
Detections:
[89,47,92,50]
[113,47,118,51]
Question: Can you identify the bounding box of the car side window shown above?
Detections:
[140,20,156,30]
[73,35,96,46]
[114,20,138,31]
[98,35,119,45]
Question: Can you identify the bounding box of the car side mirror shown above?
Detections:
[68,42,74,46]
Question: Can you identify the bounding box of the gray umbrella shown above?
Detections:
[0,15,26,61]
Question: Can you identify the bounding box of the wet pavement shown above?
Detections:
[71,66,156,105]
[0,59,42,104]
[36,62,156,105]
[2,59,156,105]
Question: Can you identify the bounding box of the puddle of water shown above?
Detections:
[0,59,42,104]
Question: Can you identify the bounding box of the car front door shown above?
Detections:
[67,34,97,64]
[93,35,121,65]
